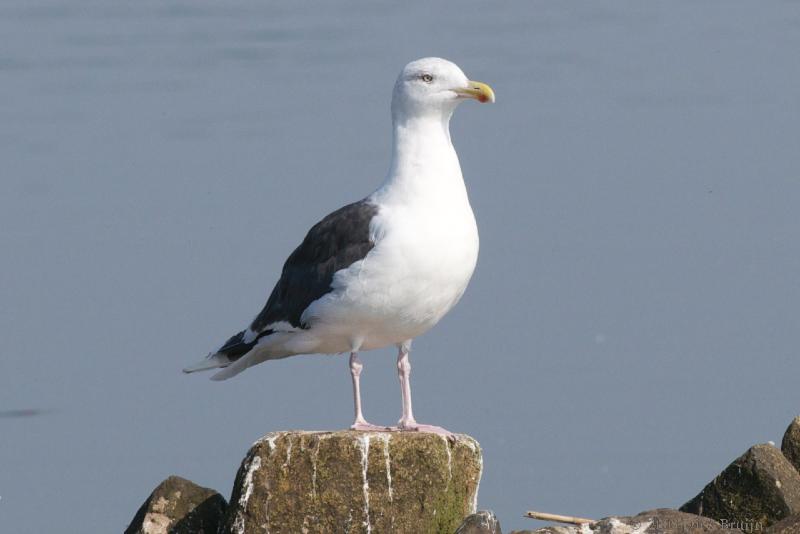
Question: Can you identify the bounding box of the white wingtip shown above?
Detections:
[209,349,262,381]
[182,353,229,374]
[209,363,244,381]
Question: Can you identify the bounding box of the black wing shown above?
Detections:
[250,198,378,335]
[214,199,378,362]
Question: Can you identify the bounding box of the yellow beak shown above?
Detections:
[453,80,496,103]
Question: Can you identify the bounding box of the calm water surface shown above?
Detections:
[2,2,800,532]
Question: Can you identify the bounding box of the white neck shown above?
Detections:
[372,110,467,205]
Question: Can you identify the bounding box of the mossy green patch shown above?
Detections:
[221,430,482,534]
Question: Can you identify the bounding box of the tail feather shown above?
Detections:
[182,352,231,373]
[182,329,257,374]
[209,357,254,381]
[216,329,257,360]
[210,331,297,380]
[184,328,296,380]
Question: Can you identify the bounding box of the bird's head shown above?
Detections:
[391,57,495,122]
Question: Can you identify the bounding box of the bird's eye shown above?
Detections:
[420,74,433,83]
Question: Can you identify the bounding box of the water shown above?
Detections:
[2,1,799,532]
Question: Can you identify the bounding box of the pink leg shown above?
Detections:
[393,341,453,437]
[349,352,387,431]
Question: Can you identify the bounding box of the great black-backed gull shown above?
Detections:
[184,57,495,434]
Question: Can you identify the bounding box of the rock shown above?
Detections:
[602,509,740,533]
[767,513,800,533]
[221,430,483,534]
[510,529,567,534]
[511,528,585,534]
[513,508,740,533]
[455,510,502,534]
[680,443,800,528]
[781,416,800,473]
[125,475,227,534]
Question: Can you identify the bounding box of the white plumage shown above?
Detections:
[185,57,494,433]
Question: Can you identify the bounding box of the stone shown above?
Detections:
[221,430,483,534]
[513,508,740,533]
[781,416,800,473]
[510,528,575,534]
[125,475,227,534]
[680,443,800,528]
[767,513,800,533]
[455,510,502,534]
[510,529,568,534]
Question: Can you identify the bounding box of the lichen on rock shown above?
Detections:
[513,508,741,534]
[455,510,502,534]
[125,475,227,534]
[221,430,483,534]
[680,444,800,528]
[781,416,800,473]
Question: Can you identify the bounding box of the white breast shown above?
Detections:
[368,198,478,332]
[301,177,478,352]
[300,105,479,352]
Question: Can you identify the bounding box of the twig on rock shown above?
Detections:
[525,510,595,525]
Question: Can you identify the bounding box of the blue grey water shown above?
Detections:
[1,1,799,532]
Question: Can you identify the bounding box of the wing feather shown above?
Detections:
[249,198,378,335]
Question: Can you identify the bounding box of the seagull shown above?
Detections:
[183,57,494,434]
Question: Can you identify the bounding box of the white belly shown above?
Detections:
[301,201,479,352]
